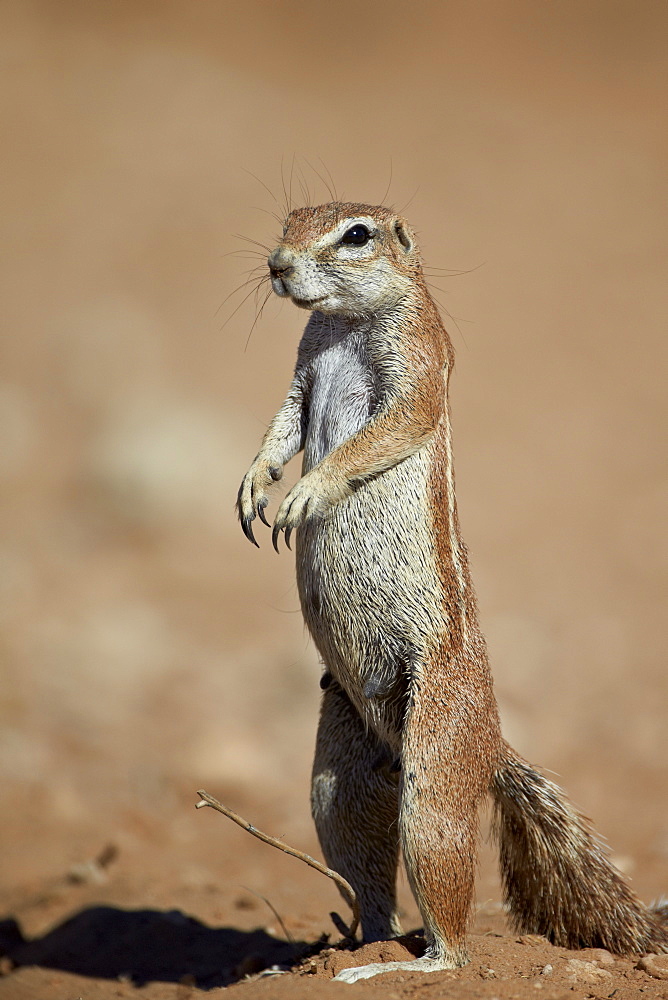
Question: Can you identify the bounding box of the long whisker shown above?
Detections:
[215,268,266,317]
[250,206,284,225]
[424,262,486,277]
[296,164,311,207]
[288,153,296,213]
[380,159,393,207]
[218,274,270,327]
[232,233,272,253]
[244,284,274,352]
[303,157,336,204]
[397,184,420,215]
[220,250,267,261]
[280,155,290,217]
[317,157,339,203]
[242,167,285,217]
[425,282,470,349]
[220,262,267,288]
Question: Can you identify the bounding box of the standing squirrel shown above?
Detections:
[237,201,667,983]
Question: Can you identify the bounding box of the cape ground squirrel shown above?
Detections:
[237,201,668,982]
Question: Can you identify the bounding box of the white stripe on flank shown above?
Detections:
[442,390,468,644]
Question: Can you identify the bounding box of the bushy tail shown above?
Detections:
[491,742,668,953]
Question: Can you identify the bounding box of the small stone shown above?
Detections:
[578,947,615,965]
[541,964,553,976]
[565,959,613,984]
[590,948,615,965]
[637,954,668,981]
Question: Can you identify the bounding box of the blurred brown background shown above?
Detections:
[1,0,666,936]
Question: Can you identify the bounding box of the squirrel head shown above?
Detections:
[267,202,422,317]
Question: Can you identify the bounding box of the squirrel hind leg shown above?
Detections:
[396,646,499,972]
[311,680,403,942]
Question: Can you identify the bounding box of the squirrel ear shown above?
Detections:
[393,219,413,253]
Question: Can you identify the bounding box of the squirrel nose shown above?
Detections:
[268,247,295,279]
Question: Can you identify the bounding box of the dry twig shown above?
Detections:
[195,789,359,940]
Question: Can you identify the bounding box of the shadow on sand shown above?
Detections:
[0,906,310,988]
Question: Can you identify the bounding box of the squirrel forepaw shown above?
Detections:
[237,459,284,547]
[272,470,346,552]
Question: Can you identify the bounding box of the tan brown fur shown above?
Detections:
[237,201,667,982]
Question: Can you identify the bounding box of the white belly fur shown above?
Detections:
[296,336,444,742]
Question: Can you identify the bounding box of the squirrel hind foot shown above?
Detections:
[333,954,462,984]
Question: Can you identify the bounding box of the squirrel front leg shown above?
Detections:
[237,378,306,546]
[272,342,444,550]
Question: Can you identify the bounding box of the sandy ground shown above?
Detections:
[1,2,667,997]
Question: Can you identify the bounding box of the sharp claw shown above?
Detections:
[284,527,292,550]
[272,524,281,553]
[258,501,270,527]
[241,516,259,547]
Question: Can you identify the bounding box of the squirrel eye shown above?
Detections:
[340,224,371,246]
